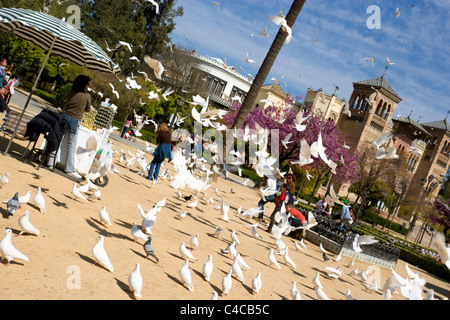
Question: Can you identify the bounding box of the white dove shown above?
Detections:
[108,83,120,99]
[268,248,281,269]
[88,188,102,202]
[352,234,378,253]
[293,110,310,132]
[283,247,296,269]
[0,172,9,188]
[281,133,293,149]
[128,263,143,299]
[345,289,355,300]
[131,222,149,243]
[252,272,262,294]
[99,206,112,226]
[290,281,300,300]
[179,241,197,261]
[33,187,46,213]
[291,139,314,166]
[92,235,114,272]
[18,211,40,236]
[146,0,159,13]
[315,285,330,300]
[202,254,214,282]
[270,12,292,44]
[175,211,187,220]
[0,229,30,265]
[19,191,32,204]
[232,257,245,282]
[230,230,240,245]
[144,55,164,80]
[222,269,233,295]
[72,183,88,202]
[179,259,194,291]
[190,234,199,250]
[312,272,322,289]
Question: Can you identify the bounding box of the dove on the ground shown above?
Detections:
[92,235,114,272]
[230,230,240,245]
[179,241,197,261]
[214,226,223,238]
[18,211,40,236]
[211,291,218,300]
[0,172,9,188]
[175,211,187,220]
[294,240,304,252]
[268,248,281,269]
[236,252,251,270]
[143,236,159,263]
[99,206,112,226]
[131,222,149,243]
[128,263,143,299]
[312,272,322,289]
[252,272,262,294]
[6,192,20,217]
[283,247,296,269]
[322,252,331,262]
[190,233,199,249]
[202,254,213,282]
[222,269,233,295]
[72,183,88,202]
[179,259,194,291]
[345,289,355,300]
[32,187,46,213]
[0,229,30,265]
[88,188,102,202]
[232,257,245,282]
[290,281,300,300]
[19,191,32,204]
[315,285,330,300]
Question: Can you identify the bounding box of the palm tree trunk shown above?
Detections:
[231,0,307,129]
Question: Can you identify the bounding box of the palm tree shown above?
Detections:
[231,0,307,129]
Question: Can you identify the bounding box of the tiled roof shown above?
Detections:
[261,82,287,99]
[354,76,401,101]
[392,116,432,136]
[421,119,450,132]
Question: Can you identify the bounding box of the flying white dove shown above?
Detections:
[179,259,194,291]
[144,55,164,80]
[293,110,310,132]
[128,263,143,299]
[33,187,46,213]
[146,0,159,14]
[0,229,30,265]
[179,241,198,261]
[18,211,40,236]
[269,11,292,44]
[99,206,112,226]
[352,234,378,253]
[434,232,450,270]
[109,83,120,99]
[202,254,214,282]
[92,235,114,272]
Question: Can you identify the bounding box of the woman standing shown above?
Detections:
[49,75,91,179]
[121,115,133,138]
[147,123,172,184]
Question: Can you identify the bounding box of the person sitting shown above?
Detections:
[315,196,328,215]
[286,203,307,238]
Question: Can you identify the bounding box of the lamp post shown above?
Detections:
[170,97,185,129]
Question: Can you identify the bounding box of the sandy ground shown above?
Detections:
[0,135,449,301]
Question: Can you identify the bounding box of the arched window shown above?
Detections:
[383,105,391,119]
[375,99,383,115]
[352,95,360,109]
[441,141,448,154]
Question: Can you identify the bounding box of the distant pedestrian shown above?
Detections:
[5,75,17,104]
[147,123,172,184]
[121,115,133,138]
[0,59,13,88]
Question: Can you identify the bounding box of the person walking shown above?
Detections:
[147,123,172,184]
[0,58,13,88]
[48,75,91,179]
[257,176,278,221]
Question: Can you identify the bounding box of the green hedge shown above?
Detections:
[358,209,409,235]
[33,89,56,106]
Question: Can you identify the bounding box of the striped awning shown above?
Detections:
[0,7,120,73]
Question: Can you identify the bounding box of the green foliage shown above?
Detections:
[33,89,56,105]
[358,208,409,235]
[55,83,72,109]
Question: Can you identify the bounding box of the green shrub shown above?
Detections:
[33,89,56,105]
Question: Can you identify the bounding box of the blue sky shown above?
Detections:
[169,0,450,124]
